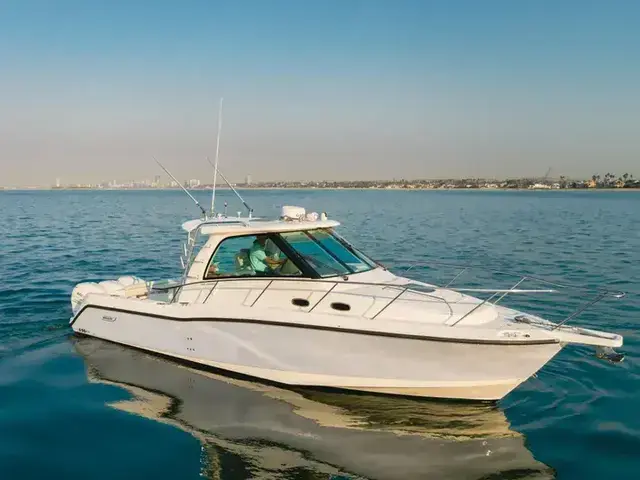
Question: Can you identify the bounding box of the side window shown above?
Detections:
[204,235,301,279]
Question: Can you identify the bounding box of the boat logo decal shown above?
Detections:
[498,330,530,339]
[102,315,117,322]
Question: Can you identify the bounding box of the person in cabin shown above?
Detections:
[249,235,286,273]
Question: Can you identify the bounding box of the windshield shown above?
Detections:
[279,229,376,277]
[307,229,376,273]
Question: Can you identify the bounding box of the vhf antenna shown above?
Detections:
[154,156,207,217]
[210,97,223,215]
[206,156,253,216]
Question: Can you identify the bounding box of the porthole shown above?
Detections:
[292,298,310,307]
[330,302,351,312]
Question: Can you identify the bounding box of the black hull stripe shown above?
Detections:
[71,304,558,346]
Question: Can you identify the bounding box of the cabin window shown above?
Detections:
[204,235,301,279]
[307,229,376,273]
[279,231,351,278]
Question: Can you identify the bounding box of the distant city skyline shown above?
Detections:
[30,169,639,190]
[1,1,639,187]
[8,171,634,191]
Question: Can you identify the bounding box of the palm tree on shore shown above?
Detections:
[603,172,614,186]
[593,174,601,187]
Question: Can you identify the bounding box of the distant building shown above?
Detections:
[188,179,201,188]
[154,175,161,186]
[529,183,552,190]
[55,178,61,188]
[245,174,252,186]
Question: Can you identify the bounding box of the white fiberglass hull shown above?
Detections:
[71,302,563,401]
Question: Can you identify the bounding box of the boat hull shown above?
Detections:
[71,304,563,401]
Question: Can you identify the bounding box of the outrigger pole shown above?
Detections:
[205,156,254,216]
[153,156,207,217]
[210,97,223,215]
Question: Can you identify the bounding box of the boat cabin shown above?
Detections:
[181,207,380,284]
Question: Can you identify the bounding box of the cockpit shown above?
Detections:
[204,228,377,280]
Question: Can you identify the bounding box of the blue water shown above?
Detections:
[1,189,638,479]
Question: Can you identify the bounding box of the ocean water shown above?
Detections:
[0,189,638,480]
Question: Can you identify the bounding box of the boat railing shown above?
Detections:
[157,276,454,314]
[393,259,625,328]
[150,269,617,327]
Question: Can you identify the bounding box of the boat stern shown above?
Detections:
[70,276,151,316]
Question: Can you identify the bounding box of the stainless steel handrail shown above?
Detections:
[250,279,274,307]
[397,259,625,298]
[371,286,409,320]
[154,261,625,328]
[153,276,438,292]
[154,276,454,316]
[449,276,523,327]
[153,275,549,321]
[394,259,625,325]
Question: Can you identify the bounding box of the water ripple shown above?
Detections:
[0,189,638,479]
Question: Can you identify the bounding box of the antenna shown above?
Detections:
[153,156,207,217]
[211,97,224,214]
[205,157,253,215]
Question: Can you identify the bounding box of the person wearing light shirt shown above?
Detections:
[249,235,286,273]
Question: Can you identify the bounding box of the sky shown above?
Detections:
[0,0,639,186]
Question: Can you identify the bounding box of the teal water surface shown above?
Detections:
[0,189,638,479]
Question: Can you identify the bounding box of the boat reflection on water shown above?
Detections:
[72,337,554,480]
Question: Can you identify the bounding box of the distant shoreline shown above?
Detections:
[2,187,639,192]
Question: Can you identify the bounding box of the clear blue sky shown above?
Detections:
[1,0,638,185]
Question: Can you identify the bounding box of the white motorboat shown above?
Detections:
[69,201,625,401]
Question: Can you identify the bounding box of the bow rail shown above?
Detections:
[392,259,625,328]
[398,259,625,298]
[145,258,625,329]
